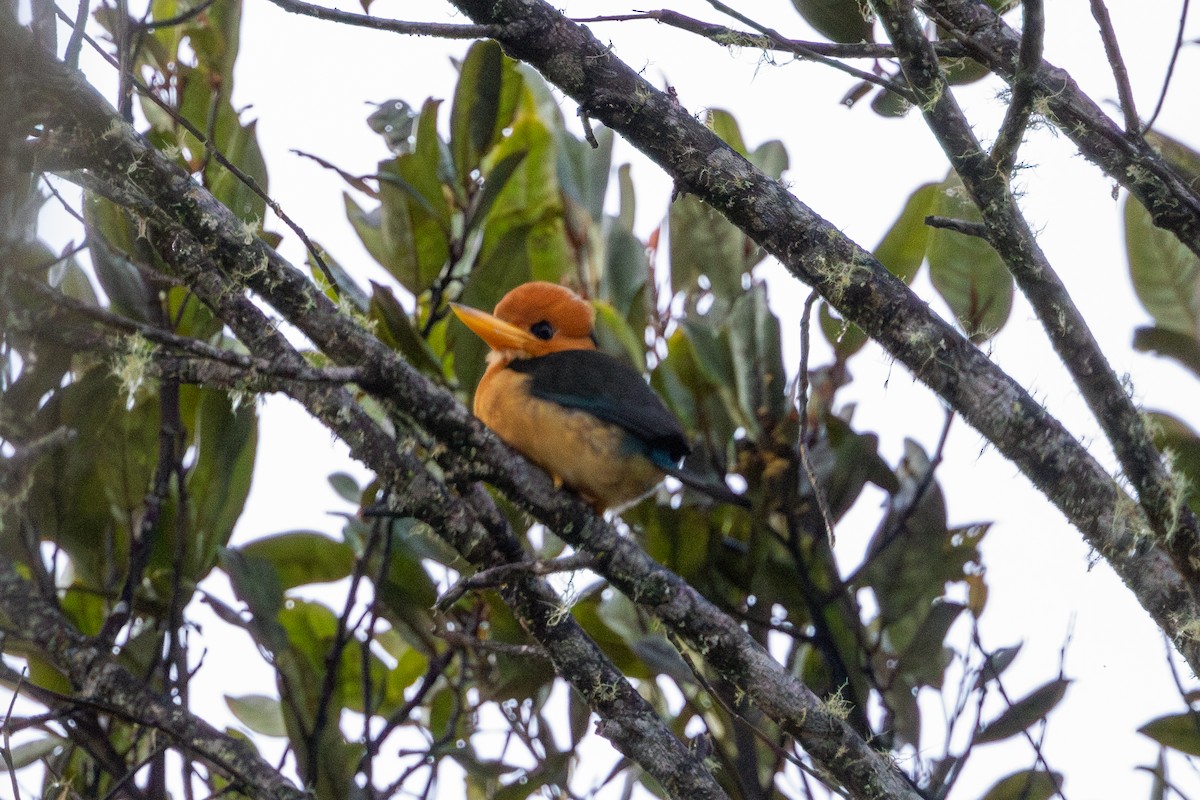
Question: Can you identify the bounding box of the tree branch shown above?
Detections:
[432,0,1200,671]
[1087,0,1141,133]
[920,0,1200,262]
[0,564,309,800]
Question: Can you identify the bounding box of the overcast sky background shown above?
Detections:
[20,0,1200,797]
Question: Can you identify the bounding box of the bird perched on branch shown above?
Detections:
[452,281,748,511]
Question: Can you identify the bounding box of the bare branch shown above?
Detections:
[990,0,1044,175]
[1143,0,1190,132]
[1088,0,1141,133]
[871,0,1200,604]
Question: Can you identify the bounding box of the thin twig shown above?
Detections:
[1142,0,1190,133]
[264,0,509,39]
[51,8,339,291]
[692,1,918,101]
[924,215,988,238]
[435,553,597,611]
[574,11,901,57]
[795,290,836,546]
[1088,0,1140,133]
[990,0,1043,175]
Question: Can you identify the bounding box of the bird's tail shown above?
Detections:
[662,465,751,508]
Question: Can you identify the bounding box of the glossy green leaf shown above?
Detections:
[976,678,1070,744]
[874,182,938,283]
[472,106,571,293]
[219,547,287,652]
[369,281,445,378]
[309,243,368,311]
[556,124,613,224]
[377,99,452,294]
[979,770,1063,800]
[707,109,748,156]
[467,148,529,239]
[1125,195,1200,338]
[1139,712,1200,757]
[451,40,522,184]
[789,0,874,43]
[239,531,355,590]
[226,694,288,737]
[749,139,789,182]
[601,224,649,331]
[727,284,787,436]
[368,99,418,154]
[592,300,645,371]
[1146,130,1200,180]
[927,174,1013,340]
[84,194,153,322]
[185,387,257,579]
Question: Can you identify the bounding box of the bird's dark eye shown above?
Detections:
[530,320,554,340]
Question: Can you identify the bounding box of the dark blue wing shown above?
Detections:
[508,350,690,466]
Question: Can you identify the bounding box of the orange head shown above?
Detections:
[451,282,597,362]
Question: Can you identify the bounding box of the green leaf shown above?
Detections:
[727,284,787,436]
[670,194,746,299]
[1146,412,1200,514]
[601,224,649,331]
[979,770,1063,800]
[369,281,445,378]
[451,40,522,185]
[308,243,368,311]
[1125,195,1200,338]
[749,139,789,182]
[870,86,913,117]
[0,736,67,771]
[466,148,529,237]
[927,174,1013,341]
[976,643,1022,688]
[226,694,288,737]
[84,194,153,322]
[470,106,571,293]
[328,472,362,505]
[185,388,258,579]
[239,531,355,590]
[819,302,868,359]
[1141,712,1200,756]
[895,601,963,689]
[592,300,645,371]
[367,99,418,154]
[1133,326,1200,377]
[975,678,1071,744]
[219,547,287,651]
[789,0,874,43]
[874,182,939,283]
[707,109,748,156]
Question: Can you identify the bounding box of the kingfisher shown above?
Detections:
[451,282,748,511]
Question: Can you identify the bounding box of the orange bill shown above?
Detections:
[450,302,541,352]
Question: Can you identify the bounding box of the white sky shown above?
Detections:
[19,0,1200,798]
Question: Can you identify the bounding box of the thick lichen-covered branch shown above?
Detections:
[868,0,1200,624]
[921,0,1200,261]
[435,0,1200,667]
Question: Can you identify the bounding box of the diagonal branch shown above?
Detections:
[920,0,1200,262]
[868,0,1200,624]
[990,0,1043,175]
[1088,0,1141,133]
[433,0,1200,669]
